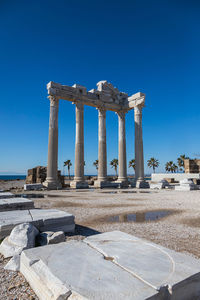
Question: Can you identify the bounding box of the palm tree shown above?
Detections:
[177,154,189,172]
[165,161,178,173]
[147,157,159,173]
[110,158,118,176]
[93,159,99,171]
[129,159,135,171]
[64,160,72,179]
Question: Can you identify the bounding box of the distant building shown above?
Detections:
[184,159,200,173]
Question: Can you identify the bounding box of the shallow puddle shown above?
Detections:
[15,193,45,198]
[106,210,173,223]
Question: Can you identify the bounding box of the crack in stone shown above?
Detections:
[85,241,158,291]
[28,209,34,221]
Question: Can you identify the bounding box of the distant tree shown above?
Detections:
[165,161,178,173]
[93,159,99,171]
[64,160,72,179]
[177,154,189,172]
[129,159,135,171]
[110,159,118,176]
[147,158,159,173]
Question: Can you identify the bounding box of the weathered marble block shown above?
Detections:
[0,192,14,199]
[150,179,169,190]
[24,183,43,191]
[175,178,198,191]
[20,231,200,300]
[0,198,34,212]
[0,209,75,239]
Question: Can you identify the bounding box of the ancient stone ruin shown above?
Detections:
[26,166,64,186]
[184,159,200,173]
[43,80,149,189]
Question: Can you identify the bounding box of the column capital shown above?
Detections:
[116,110,127,119]
[73,101,84,111]
[96,105,106,112]
[134,104,143,115]
[48,95,59,107]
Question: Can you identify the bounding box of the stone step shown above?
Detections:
[0,198,34,212]
[0,192,14,199]
[0,209,75,239]
[20,231,200,300]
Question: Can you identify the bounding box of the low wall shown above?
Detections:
[151,173,200,182]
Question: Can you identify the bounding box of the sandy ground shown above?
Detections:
[1,180,200,299]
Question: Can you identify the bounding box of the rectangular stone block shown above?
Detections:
[0,209,75,239]
[0,198,34,212]
[0,192,14,199]
[152,173,200,182]
[24,184,43,191]
[20,231,200,300]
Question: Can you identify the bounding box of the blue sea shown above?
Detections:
[0,175,26,181]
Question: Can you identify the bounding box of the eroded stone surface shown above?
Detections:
[20,231,200,300]
[0,223,39,258]
[37,231,65,246]
[4,254,21,271]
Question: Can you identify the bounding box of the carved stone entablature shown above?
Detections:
[47,80,145,112]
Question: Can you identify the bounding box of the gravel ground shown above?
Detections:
[1,183,200,298]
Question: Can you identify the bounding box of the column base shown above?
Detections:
[94,180,119,189]
[43,179,62,190]
[115,178,129,188]
[70,181,89,189]
[136,178,150,189]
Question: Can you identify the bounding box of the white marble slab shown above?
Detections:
[20,231,200,300]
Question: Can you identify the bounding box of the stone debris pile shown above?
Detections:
[0,223,39,271]
[0,222,66,271]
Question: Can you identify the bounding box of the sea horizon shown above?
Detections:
[0,174,151,181]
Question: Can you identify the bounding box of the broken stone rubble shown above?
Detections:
[36,231,66,246]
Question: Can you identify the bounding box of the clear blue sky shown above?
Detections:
[0,0,200,175]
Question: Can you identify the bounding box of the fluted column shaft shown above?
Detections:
[74,102,84,181]
[45,96,60,188]
[98,108,107,181]
[118,111,127,182]
[134,105,144,181]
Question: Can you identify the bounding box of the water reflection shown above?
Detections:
[107,210,172,223]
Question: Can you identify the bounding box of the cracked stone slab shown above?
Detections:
[0,197,34,212]
[0,209,75,239]
[20,231,200,300]
[0,192,14,199]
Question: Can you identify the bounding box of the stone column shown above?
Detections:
[117,111,128,187]
[70,101,88,189]
[94,107,108,188]
[134,105,149,188]
[44,96,61,189]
